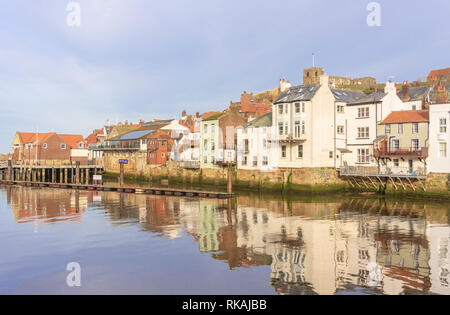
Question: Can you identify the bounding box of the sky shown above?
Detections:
[0,0,449,153]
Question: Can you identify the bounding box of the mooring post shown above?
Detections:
[120,163,124,187]
[227,163,232,195]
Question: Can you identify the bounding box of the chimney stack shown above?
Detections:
[319,74,329,87]
[401,81,410,102]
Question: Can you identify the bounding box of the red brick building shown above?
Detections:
[428,67,450,86]
[147,130,174,165]
[236,91,272,120]
[12,132,87,164]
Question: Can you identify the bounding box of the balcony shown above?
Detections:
[89,141,141,151]
[277,134,307,143]
[373,147,428,159]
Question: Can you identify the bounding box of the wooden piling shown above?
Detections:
[7,160,12,181]
[75,162,80,185]
[119,163,124,187]
[227,163,232,195]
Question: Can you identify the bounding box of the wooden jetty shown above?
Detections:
[0,179,233,199]
[0,160,233,198]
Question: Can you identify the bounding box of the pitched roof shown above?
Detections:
[18,132,56,145]
[242,112,272,128]
[85,133,99,145]
[59,134,86,149]
[379,110,429,125]
[397,86,431,102]
[202,112,225,121]
[348,92,386,105]
[429,85,450,103]
[274,85,320,104]
[331,89,366,103]
[428,67,450,78]
[142,120,173,127]
[201,111,218,119]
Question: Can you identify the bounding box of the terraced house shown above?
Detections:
[236,113,276,171]
[373,110,429,176]
[342,81,404,170]
[200,107,247,169]
[271,75,364,169]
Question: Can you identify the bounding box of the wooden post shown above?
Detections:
[227,163,232,195]
[52,167,55,183]
[64,168,68,184]
[85,168,89,184]
[75,162,80,185]
[120,163,124,187]
[7,160,12,181]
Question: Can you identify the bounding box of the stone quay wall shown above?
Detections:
[100,151,450,196]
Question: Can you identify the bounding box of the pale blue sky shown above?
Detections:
[0,0,449,152]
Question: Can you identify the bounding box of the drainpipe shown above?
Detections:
[334,102,337,169]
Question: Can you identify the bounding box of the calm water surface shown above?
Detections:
[0,185,449,295]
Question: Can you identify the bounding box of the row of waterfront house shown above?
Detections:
[8,66,450,179]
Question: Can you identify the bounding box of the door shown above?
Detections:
[408,160,413,174]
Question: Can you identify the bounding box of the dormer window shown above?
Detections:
[78,142,84,148]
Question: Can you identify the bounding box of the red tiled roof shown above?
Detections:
[85,133,99,145]
[380,110,429,125]
[428,67,450,78]
[18,132,56,145]
[59,134,87,149]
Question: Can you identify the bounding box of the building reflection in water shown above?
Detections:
[6,186,450,295]
[8,186,87,225]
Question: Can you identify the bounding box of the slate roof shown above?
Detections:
[331,89,366,103]
[114,129,155,141]
[274,85,320,104]
[142,120,173,127]
[379,110,429,125]
[348,92,386,105]
[398,86,430,102]
[429,85,450,102]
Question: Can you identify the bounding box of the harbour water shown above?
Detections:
[0,185,449,295]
